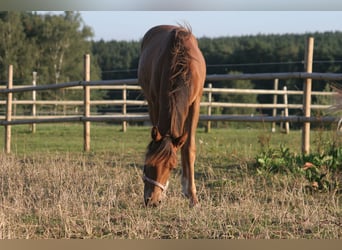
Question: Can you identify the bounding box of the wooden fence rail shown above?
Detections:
[1,51,342,154]
[0,94,334,108]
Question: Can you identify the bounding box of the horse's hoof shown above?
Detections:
[189,198,200,208]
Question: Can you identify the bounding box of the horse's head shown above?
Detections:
[143,127,187,207]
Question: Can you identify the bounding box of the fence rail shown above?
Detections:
[0,82,337,126]
[1,46,341,154]
[1,115,338,126]
[0,87,334,112]
[1,69,340,154]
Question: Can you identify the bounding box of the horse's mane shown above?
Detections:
[168,25,193,139]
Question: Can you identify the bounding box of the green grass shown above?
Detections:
[0,123,310,155]
[0,123,341,239]
[0,123,148,154]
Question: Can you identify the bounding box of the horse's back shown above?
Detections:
[138,25,205,98]
[138,25,176,92]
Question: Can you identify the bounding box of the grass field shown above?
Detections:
[0,123,341,239]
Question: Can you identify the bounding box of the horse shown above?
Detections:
[138,24,206,207]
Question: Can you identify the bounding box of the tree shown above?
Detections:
[23,11,100,85]
[92,39,141,112]
[0,11,104,116]
[0,12,36,85]
[92,39,140,80]
[21,11,102,105]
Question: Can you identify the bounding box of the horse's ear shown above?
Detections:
[151,126,162,142]
[173,132,188,148]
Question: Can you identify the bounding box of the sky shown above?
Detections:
[73,11,342,41]
[6,0,342,11]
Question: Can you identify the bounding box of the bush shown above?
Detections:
[255,143,342,192]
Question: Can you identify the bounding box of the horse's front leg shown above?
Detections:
[181,138,198,207]
[181,100,200,207]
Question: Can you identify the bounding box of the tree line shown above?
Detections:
[1,11,341,117]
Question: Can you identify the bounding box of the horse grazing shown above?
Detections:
[138,25,206,207]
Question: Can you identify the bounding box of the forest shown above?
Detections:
[1,11,342,116]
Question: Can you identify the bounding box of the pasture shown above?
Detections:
[0,124,341,239]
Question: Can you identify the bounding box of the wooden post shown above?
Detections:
[122,85,127,132]
[83,54,91,152]
[31,71,37,133]
[5,65,13,154]
[271,78,279,132]
[302,37,314,154]
[205,83,212,133]
[280,110,284,132]
[283,86,290,134]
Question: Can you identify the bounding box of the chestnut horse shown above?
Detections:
[138,25,206,207]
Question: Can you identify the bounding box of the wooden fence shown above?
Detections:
[1,44,341,154]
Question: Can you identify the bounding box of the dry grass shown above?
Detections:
[0,151,340,239]
[0,125,340,238]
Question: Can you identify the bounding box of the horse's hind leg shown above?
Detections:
[181,99,201,207]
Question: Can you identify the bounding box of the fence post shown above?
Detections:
[280,110,284,131]
[283,86,290,134]
[84,54,91,152]
[31,71,37,133]
[5,65,13,154]
[122,85,127,132]
[205,83,212,133]
[271,78,279,132]
[302,37,314,154]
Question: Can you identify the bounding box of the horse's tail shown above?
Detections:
[168,25,193,139]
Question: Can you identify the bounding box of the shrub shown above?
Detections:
[255,143,342,192]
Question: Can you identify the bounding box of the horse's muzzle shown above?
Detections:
[144,197,162,207]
